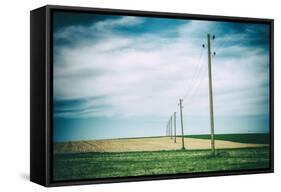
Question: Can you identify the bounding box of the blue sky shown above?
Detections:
[53,11,270,142]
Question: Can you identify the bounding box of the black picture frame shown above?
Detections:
[30,5,274,187]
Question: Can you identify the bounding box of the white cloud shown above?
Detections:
[54,17,269,119]
[94,16,143,30]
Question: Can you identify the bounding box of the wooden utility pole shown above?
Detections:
[174,112,176,143]
[170,116,173,139]
[179,98,185,149]
[168,119,171,137]
[207,34,215,156]
[167,121,170,137]
[166,122,168,136]
[167,121,169,137]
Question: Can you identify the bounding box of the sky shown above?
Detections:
[53,11,270,142]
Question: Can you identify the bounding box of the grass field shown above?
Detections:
[54,134,269,154]
[185,133,269,144]
[53,133,270,181]
[53,147,270,181]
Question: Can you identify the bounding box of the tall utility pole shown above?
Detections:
[168,119,171,137]
[207,34,215,156]
[166,122,169,137]
[167,121,170,137]
[174,112,176,143]
[166,122,167,136]
[179,98,185,149]
[170,116,173,139]
[166,122,168,136]
[168,120,170,137]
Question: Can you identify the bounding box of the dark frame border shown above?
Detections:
[45,4,274,187]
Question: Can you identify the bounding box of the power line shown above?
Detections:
[183,56,208,101]
[164,34,218,156]
[182,47,205,99]
[187,65,208,100]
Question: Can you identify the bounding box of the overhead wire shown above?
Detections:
[183,54,207,101]
[182,47,205,99]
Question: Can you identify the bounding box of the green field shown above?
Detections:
[53,147,270,181]
[185,133,269,144]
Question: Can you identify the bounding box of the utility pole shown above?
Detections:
[166,122,168,136]
[207,33,215,156]
[170,116,173,139]
[168,119,171,137]
[174,112,176,143]
[169,119,171,138]
[167,121,169,137]
[167,121,170,137]
[179,98,185,150]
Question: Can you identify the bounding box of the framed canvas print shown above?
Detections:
[30,5,274,187]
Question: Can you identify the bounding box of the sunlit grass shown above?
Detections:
[53,147,270,181]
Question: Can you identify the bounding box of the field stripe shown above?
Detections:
[54,137,268,154]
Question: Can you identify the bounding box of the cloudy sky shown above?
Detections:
[53,11,270,142]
